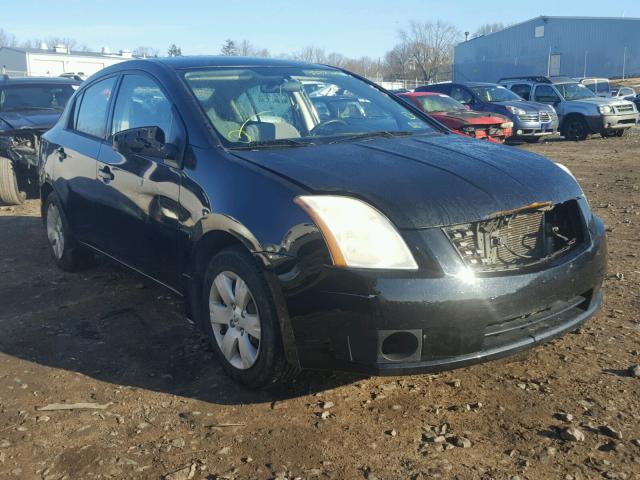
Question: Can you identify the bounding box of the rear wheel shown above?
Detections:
[43,193,95,271]
[0,156,26,205]
[202,246,295,388]
[563,117,589,141]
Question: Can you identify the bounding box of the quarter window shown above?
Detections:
[111,74,174,138]
[75,77,116,138]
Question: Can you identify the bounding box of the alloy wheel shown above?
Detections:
[209,271,261,369]
[46,202,65,260]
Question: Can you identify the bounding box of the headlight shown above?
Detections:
[598,105,613,114]
[500,122,513,128]
[505,106,526,115]
[294,195,418,270]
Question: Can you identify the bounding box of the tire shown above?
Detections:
[615,129,626,137]
[0,156,26,205]
[563,117,589,141]
[43,193,95,271]
[201,245,295,388]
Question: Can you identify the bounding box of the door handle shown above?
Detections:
[98,165,114,182]
[56,147,67,161]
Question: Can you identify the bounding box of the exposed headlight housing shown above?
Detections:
[295,195,418,270]
[505,106,526,115]
[598,105,614,114]
[500,122,514,128]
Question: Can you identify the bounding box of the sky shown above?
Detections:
[2,0,639,58]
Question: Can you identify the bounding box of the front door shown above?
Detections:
[94,73,188,289]
[549,55,561,77]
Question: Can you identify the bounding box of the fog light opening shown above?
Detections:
[381,331,419,361]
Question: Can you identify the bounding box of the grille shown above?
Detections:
[614,104,634,113]
[443,201,585,273]
[518,114,538,122]
[539,111,552,122]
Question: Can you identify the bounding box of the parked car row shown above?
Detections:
[408,75,638,142]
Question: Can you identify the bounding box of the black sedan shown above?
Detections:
[39,57,607,388]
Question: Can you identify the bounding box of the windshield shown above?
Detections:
[0,84,77,112]
[182,66,435,147]
[414,94,465,113]
[470,85,522,102]
[555,83,596,100]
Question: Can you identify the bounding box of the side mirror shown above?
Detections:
[112,126,178,160]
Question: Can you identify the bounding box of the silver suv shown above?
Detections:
[499,76,638,140]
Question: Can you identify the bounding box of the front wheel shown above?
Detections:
[0,156,26,205]
[563,117,589,141]
[202,246,295,388]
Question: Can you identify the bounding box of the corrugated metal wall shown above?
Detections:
[454,17,640,82]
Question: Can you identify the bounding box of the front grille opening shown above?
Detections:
[444,200,586,273]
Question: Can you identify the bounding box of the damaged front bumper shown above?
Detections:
[282,214,607,375]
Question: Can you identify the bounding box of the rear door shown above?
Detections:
[94,72,188,289]
[52,75,117,244]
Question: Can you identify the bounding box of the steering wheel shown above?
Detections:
[310,119,349,136]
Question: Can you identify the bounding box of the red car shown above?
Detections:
[398,92,513,143]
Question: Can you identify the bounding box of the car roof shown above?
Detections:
[0,75,81,86]
[148,55,330,70]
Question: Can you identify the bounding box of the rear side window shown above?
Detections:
[75,77,116,138]
[511,84,531,100]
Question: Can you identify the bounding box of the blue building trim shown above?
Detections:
[454,17,640,82]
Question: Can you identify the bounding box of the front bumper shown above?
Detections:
[587,112,639,132]
[283,216,607,375]
[512,116,560,139]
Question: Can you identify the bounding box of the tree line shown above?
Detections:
[1,22,505,83]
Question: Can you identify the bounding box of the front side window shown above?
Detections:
[75,77,116,138]
[182,66,435,147]
[0,84,77,112]
[111,74,175,139]
[470,85,522,103]
[450,86,473,104]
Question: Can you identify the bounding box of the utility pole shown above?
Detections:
[622,47,627,79]
[583,51,588,78]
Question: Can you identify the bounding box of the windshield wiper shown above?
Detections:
[230,138,313,150]
[327,131,415,144]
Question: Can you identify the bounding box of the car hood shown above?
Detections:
[231,133,582,229]
[565,96,634,108]
[434,110,509,126]
[0,110,62,131]
[492,100,548,112]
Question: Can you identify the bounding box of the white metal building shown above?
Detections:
[0,45,136,77]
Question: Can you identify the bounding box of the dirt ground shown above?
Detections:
[0,131,639,480]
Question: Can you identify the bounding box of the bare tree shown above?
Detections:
[384,42,415,79]
[290,46,327,63]
[472,23,505,38]
[237,40,269,57]
[397,20,460,83]
[0,28,18,48]
[133,46,160,58]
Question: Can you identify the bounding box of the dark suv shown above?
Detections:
[0,75,79,204]
[40,57,606,388]
[416,82,558,142]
